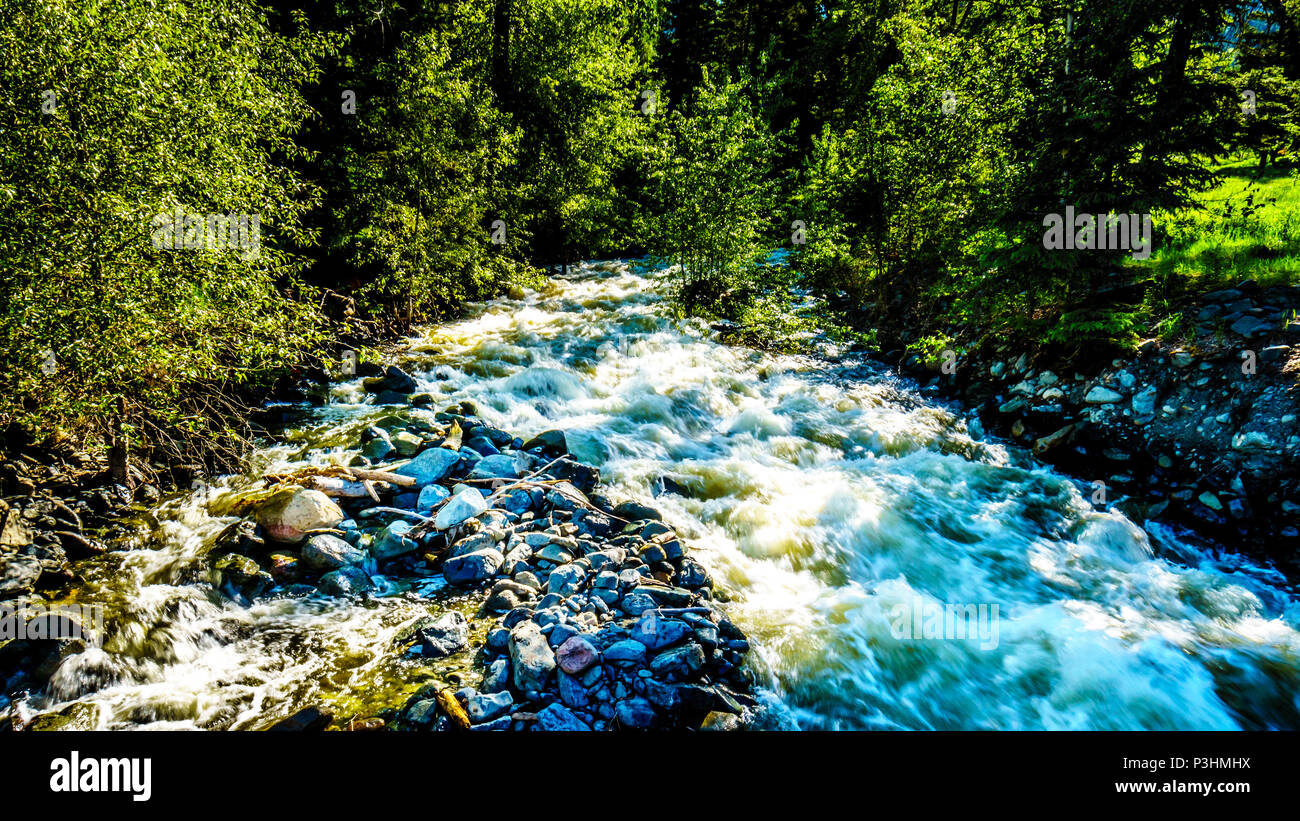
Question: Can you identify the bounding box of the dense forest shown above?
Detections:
[3,0,1298,480]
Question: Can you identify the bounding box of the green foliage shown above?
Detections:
[647,78,777,316]
[0,0,330,455]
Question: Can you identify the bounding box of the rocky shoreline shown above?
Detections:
[230,369,761,731]
[4,362,759,732]
[895,279,1300,572]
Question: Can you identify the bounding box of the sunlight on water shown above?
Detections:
[25,259,1300,730]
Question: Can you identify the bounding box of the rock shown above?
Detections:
[469,454,522,481]
[1260,345,1291,364]
[466,691,513,724]
[442,548,504,585]
[417,611,469,657]
[435,488,487,530]
[1231,316,1272,337]
[394,447,461,486]
[631,615,693,650]
[1084,386,1124,404]
[557,671,591,707]
[390,431,424,457]
[546,563,587,597]
[255,488,345,544]
[522,429,568,457]
[547,458,601,494]
[613,501,662,522]
[556,635,599,674]
[604,639,648,665]
[1131,384,1158,422]
[268,706,333,732]
[615,697,657,729]
[302,534,367,570]
[509,620,556,693]
[483,658,511,692]
[633,585,695,607]
[416,484,451,512]
[372,520,420,559]
[620,592,657,616]
[0,555,42,598]
[266,552,301,583]
[649,642,705,679]
[318,565,375,596]
[214,553,274,601]
[363,365,418,395]
[534,703,591,731]
[484,579,537,612]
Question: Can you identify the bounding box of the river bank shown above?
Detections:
[886,279,1300,576]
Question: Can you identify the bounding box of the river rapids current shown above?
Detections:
[14,259,1300,730]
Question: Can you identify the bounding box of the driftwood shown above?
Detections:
[435,688,471,730]
[262,464,416,501]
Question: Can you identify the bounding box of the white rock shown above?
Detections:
[435,487,487,530]
[1084,386,1124,404]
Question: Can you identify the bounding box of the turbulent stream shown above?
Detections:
[15,259,1300,730]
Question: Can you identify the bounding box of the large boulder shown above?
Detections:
[254,488,344,544]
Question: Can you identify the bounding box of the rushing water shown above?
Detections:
[15,259,1300,730]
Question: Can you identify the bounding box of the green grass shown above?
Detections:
[1133,153,1300,342]
[1144,154,1300,292]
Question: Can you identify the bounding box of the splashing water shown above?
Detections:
[19,260,1300,730]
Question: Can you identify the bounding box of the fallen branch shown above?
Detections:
[435,688,471,730]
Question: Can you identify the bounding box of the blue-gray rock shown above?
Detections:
[557,671,591,708]
[615,696,657,729]
[631,616,693,651]
[509,620,556,692]
[534,703,591,731]
[417,611,468,658]
[619,593,657,616]
[487,627,511,653]
[394,447,460,486]
[318,565,374,596]
[548,623,581,648]
[603,639,647,665]
[466,690,514,723]
[482,658,511,693]
[649,642,705,679]
[547,563,587,597]
[469,715,513,731]
[302,534,368,570]
[442,548,504,586]
[371,520,420,559]
[469,453,521,480]
[416,484,451,512]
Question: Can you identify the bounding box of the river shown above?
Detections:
[16,259,1300,730]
